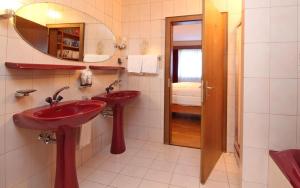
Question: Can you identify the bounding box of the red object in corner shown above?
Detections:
[270,150,300,188]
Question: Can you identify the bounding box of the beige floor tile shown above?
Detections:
[86,170,117,185]
[138,180,169,188]
[110,174,142,188]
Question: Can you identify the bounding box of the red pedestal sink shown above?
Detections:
[13,100,106,188]
[92,90,140,154]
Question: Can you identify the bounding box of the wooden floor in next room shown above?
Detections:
[171,113,201,149]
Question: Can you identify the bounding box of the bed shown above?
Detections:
[171,82,202,115]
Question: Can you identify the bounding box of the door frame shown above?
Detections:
[220,13,228,152]
[164,14,203,144]
[164,14,228,152]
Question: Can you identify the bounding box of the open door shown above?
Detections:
[201,0,227,184]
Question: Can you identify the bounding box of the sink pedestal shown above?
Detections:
[55,127,79,188]
[111,104,126,154]
[91,90,141,154]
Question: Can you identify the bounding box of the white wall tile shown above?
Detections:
[0,76,5,116]
[0,37,6,59]
[4,114,36,152]
[163,0,174,18]
[140,3,151,21]
[0,20,8,37]
[128,22,141,38]
[140,21,151,39]
[6,38,34,63]
[270,0,297,6]
[105,0,113,17]
[243,113,269,149]
[270,6,298,42]
[0,115,4,156]
[270,115,297,150]
[245,8,270,43]
[244,43,270,78]
[270,42,298,78]
[186,0,202,15]
[242,147,268,184]
[270,79,297,115]
[245,0,270,8]
[150,1,162,20]
[150,20,162,38]
[0,155,4,188]
[297,116,300,148]
[5,146,33,188]
[174,0,187,16]
[244,78,270,113]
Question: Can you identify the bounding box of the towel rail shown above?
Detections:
[125,55,162,62]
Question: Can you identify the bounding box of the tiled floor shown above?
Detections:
[78,138,241,188]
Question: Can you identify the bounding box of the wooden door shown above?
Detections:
[201,0,227,184]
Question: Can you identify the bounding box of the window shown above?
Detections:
[178,49,202,82]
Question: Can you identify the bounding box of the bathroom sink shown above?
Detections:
[13,100,106,188]
[92,90,140,106]
[13,100,106,130]
[92,90,140,154]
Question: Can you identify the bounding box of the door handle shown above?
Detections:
[205,82,214,100]
[203,81,213,103]
[206,81,214,90]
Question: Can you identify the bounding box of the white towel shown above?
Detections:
[142,55,158,74]
[127,55,143,73]
[79,121,92,149]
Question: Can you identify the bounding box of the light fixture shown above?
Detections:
[115,37,127,50]
[0,9,15,19]
[47,9,61,19]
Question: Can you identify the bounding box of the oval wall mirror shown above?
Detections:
[14,3,116,63]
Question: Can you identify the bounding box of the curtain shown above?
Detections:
[178,49,202,82]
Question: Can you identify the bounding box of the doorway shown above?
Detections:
[164,15,203,149]
[164,11,228,184]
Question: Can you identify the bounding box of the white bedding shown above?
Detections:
[172,82,202,106]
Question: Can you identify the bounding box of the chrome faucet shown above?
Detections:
[105,80,121,94]
[45,86,70,105]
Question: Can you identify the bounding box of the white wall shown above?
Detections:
[243,0,299,187]
[0,0,123,187]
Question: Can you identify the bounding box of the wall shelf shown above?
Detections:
[5,62,86,70]
[89,65,125,71]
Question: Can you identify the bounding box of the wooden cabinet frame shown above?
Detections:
[47,23,85,61]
